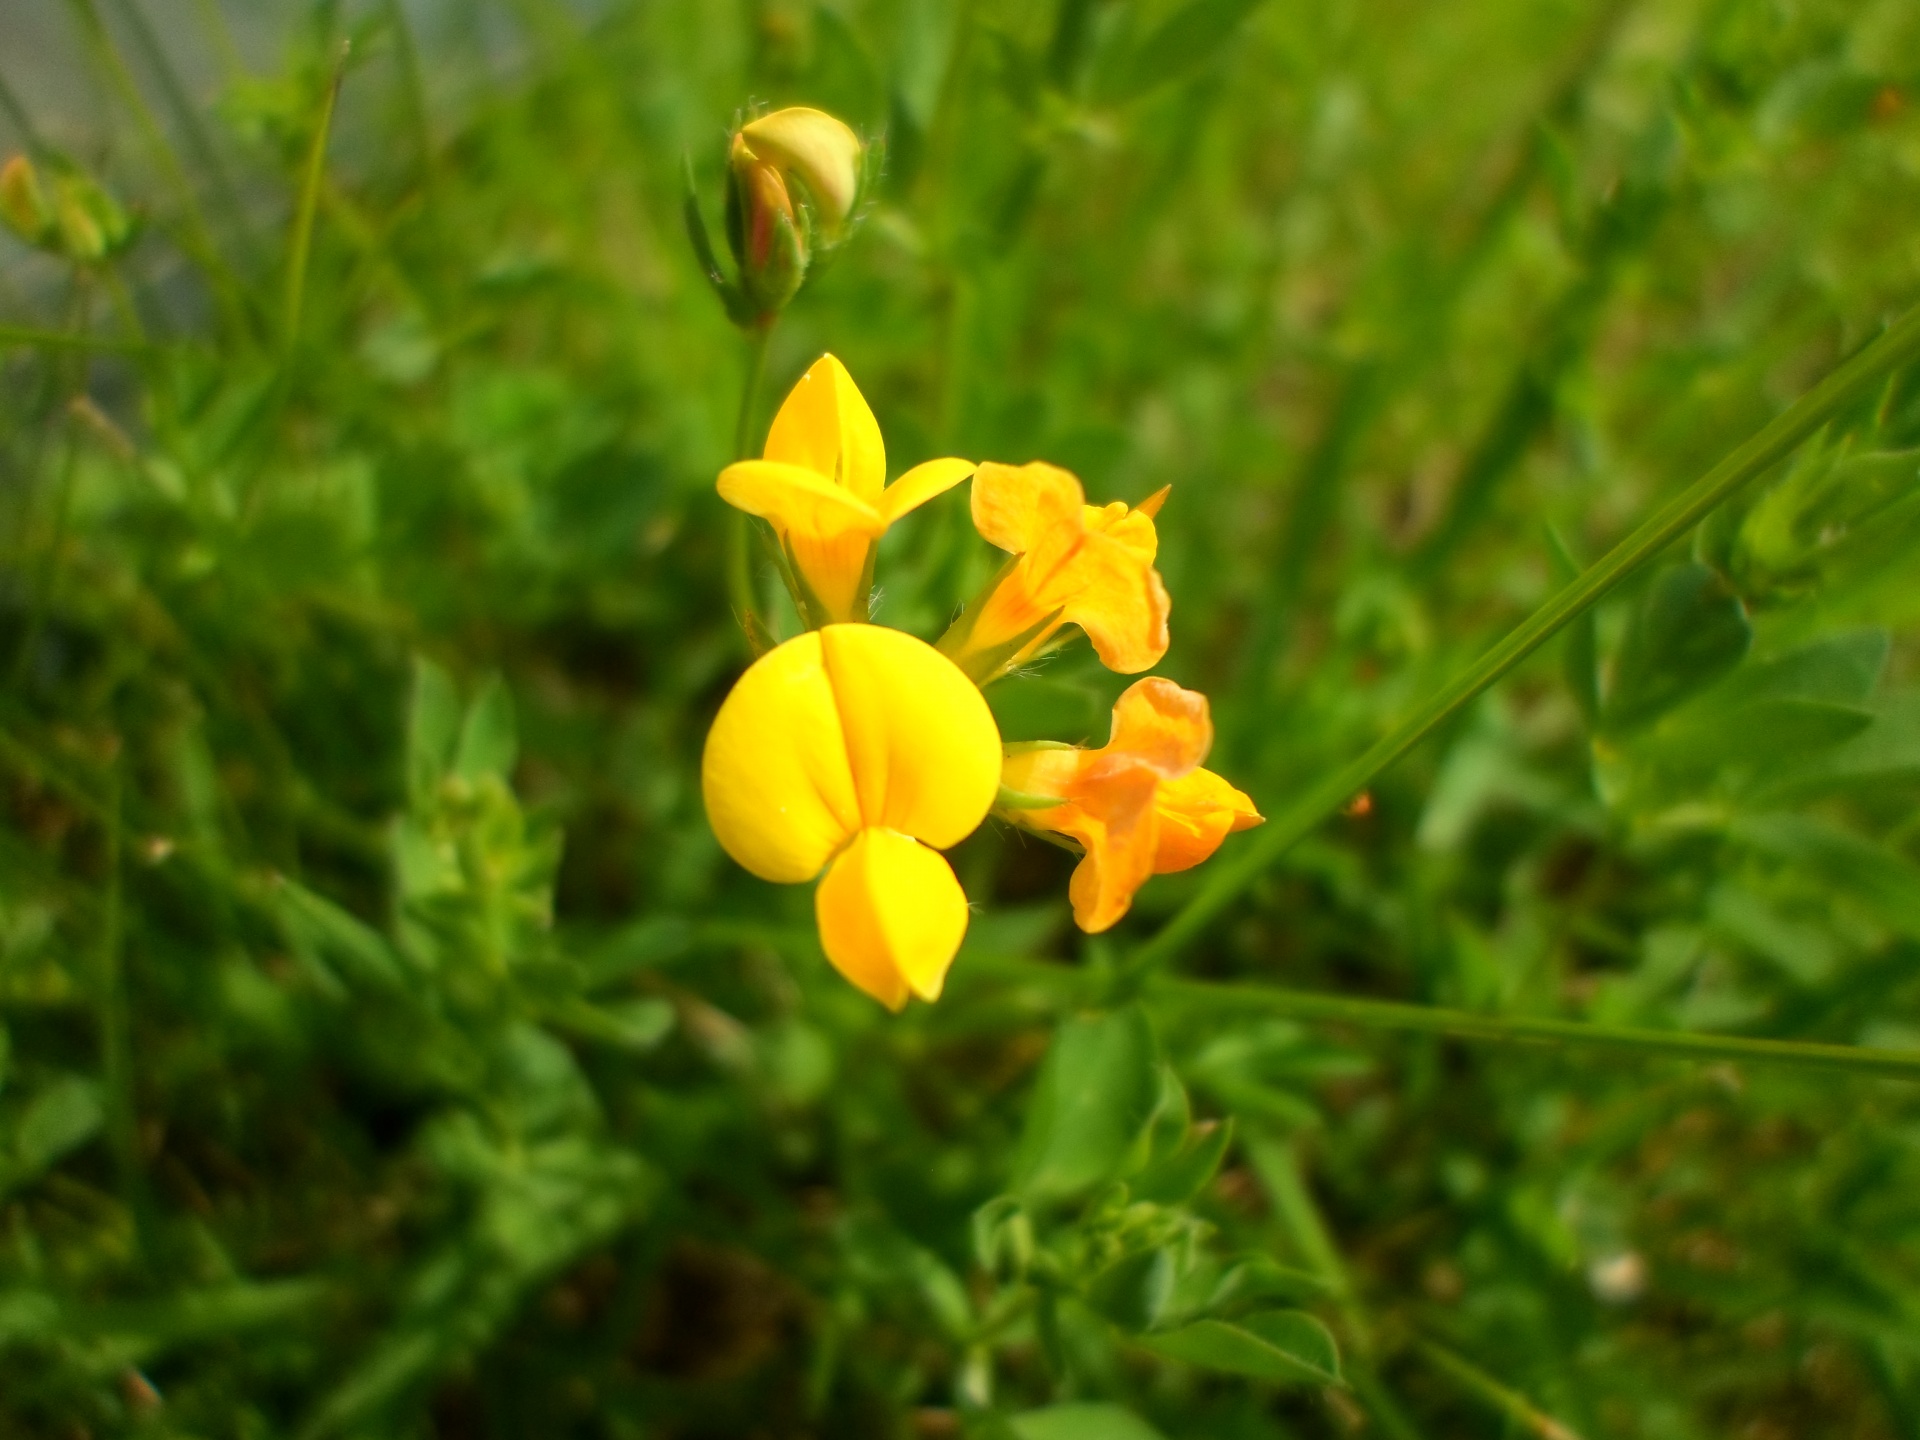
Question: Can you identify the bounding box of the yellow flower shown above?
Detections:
[942,461,1171,682]
[718,355,976,622]
[999,678,1261,933]
[703,623,1002,1009]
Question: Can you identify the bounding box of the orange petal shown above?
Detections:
[1049,531,1171,674]
[1057,757,1164,933]
[1103,677,1212,775]
[763,354,886,505]
[1151,767,1263,874]
[972,461,1084,554]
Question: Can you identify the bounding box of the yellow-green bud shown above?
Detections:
[0,155,55,248]
[735,107,864,246]
[709,106,868,325]
[52,171,133,263]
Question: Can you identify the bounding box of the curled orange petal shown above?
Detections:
[996,677,1261,932]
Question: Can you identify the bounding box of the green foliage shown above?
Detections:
[1,0,1920,1435]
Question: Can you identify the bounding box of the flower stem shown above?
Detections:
[1125,302,1920,978]
[727,322,772,632]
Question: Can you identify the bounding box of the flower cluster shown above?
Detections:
[702,356,1261,1008]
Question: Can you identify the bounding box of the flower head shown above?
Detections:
[703,623,1002,1008]
[718,355,975,622]
[999,678,1261,933]
[942,461,1171,682]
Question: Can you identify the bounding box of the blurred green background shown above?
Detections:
[3,0,1920,1435]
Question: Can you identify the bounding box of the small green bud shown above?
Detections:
[52,171,133,263]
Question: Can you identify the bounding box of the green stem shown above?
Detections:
[1127,302,1920,977]
[97,763,139,1203]
[727,323,772,631]
[1150,976,1920,1081]
[1413,1340,1582,1440]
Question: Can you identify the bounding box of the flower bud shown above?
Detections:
[725,132,807,317]
[693,106,869,328]
[0,155,55,248]
[735,107,864,245]
[0,156,133,264]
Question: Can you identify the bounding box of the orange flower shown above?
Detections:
[998,678,1261,933]
[940,462,1170,682]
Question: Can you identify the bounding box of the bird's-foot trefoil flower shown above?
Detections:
[939,461,1171,684]
[703,624,1002,1009]
[997,678,1261,933]
[718,355,976,623]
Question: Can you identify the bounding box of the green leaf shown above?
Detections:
[1131,1117,1234,1205]
[407,656,461,807]
[1012,1007,1162,1202]
[12,1076,103,1176]
[1727,629,1888,706]
[1604,562,1752,734]
[1086,1247,1174,1333]
[988,676,1108,745]
[455,674,518,781]
[1009,1403,1168,1440]
[1138,1308,1342,1387]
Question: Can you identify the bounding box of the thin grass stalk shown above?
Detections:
[64,0,247,329]
[1413,1340,1582,1440]
[106,0,253,246]
[1149,976,1920,1080]
[1125,302,1920,977]
[0,325,149,353]
[283,43,349,359]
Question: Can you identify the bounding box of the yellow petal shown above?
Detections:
[880,457,976,523]
[787,530,873,622]
[717,460,885,540]
[815,827,970,1008]
[763,354,885,506]
[701,632,860,883]
[819,624,1001,847]
[739,107,864,237]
